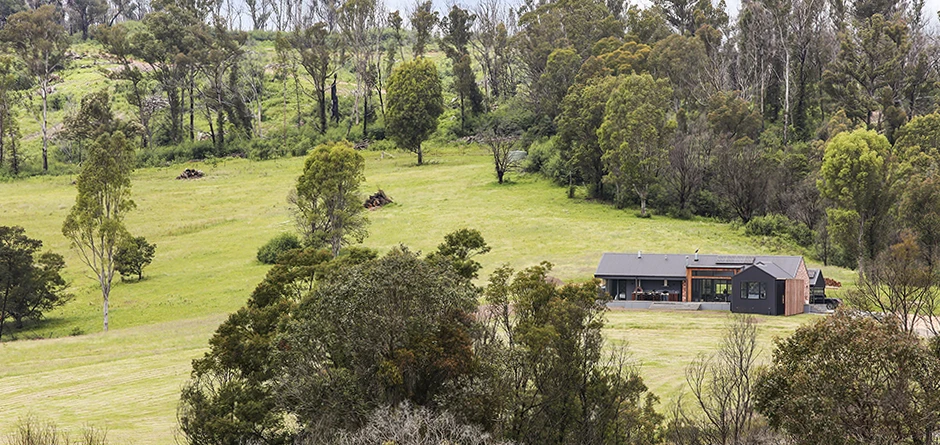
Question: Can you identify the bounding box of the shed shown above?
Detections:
[807,268,826,303]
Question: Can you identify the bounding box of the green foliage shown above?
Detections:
[0,4,70,171]
[62,131,136,331]
[179,247,339,445]
[479,262,663,444]
[277,247,480,436]
[386,58,444,165]
[744,214,814,247]
[818,128,893,268]
[427,228,491,280]
[115,236,155,281]
[256,232,301,265]
[293,140,367,257]
[599,73,675,215]
[556,75,622,199]
[0,226,70,339]
[754,312,940,444]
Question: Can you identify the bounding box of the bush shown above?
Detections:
[115,236,156,281]
[257,233,302,264]
[744,214,814,247]
[523,137,569,185]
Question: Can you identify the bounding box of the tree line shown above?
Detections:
[1,0,939,271]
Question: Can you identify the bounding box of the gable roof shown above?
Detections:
[751,262,794,279]
[807,268,825,287]
[595,252,805,279]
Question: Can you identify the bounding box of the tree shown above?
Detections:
[480,262,663,444]
[291,23,341,134]
[115,236,155,281]
[386,58,444,165]
[0,5,70,172]
[95,23,155,147]
[817,128,893,272]
[0,226,70,340]
[598,73,675,215]
[754,312,940,445]
[291,141,368,257]
[846,233,940,336]
[478,110,522,184]
[0,55,24,175]
[62,89,129,164]
[409,1,438,58]
[556,74,621,199]
[179,247,343,445]
[276,247,480,437]
[426,228,491,280]
[62,132,136,332]
[67,0,108,39]
[441,5,484,132]
[669,316,762,445]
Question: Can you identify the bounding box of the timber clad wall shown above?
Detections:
[785,279,805,316]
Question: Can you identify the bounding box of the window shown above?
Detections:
[741,282,766,300]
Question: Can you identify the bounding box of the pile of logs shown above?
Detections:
[176,168,204,180]
[364,190,392,209]
[824,277,842,288]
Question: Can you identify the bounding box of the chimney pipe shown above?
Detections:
[638,250,642,259]
[685,255,690,266]
[694,249,699,262]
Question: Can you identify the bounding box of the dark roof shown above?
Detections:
[807,268,825,287]
[595,252,805,279]
[751,262,793,279]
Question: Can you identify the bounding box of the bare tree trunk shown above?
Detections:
[40,78,49,171]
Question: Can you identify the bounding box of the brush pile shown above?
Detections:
[364,190,392,209]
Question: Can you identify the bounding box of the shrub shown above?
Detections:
[744,214,813,247]
[115,236,156,281]
[523,137,569,184]
[257,233,302,264]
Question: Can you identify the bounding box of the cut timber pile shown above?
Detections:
[364,190,392,209]
[825,277,842,288]
[176,168,204,180]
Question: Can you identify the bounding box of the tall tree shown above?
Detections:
[0,5,70,172]
[441,5,484,131]
[556,74,621,199]
[0,55,24,173]
[291,141,368,257]
[409,0,438,58]
[386,58,444,165]
[818,128,893,273]
[291,23,341,134]
[338,0,380,139]
[62,132,136,332]
[67,0,108,39]
[598,73,675,215]
[95,23,155,148]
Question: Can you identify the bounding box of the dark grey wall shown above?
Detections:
[731,267,783,315]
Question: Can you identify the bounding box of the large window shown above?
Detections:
[741,282,767,300]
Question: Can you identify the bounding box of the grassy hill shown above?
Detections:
[0,146,848,443]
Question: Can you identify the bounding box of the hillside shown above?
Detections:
[0,146,848,443]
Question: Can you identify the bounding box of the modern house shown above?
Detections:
[595,252,811,316]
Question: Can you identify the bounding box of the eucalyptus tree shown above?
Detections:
[62,132,136,332]
[0,5,70,171]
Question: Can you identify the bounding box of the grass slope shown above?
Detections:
[0,147,845,443]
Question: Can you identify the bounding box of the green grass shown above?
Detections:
[0,146,849,443]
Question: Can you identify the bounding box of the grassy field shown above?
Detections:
[0,146,847,443]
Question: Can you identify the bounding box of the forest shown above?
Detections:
[0,0,937,272]
[3,0,940,443]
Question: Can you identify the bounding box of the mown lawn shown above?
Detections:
[0,146,846,443]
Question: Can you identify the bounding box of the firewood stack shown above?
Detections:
[364,190,392,209]
[176,168,204,180]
